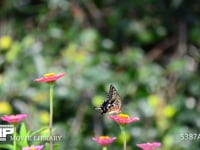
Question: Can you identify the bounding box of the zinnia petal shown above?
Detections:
[136,142,161,150]
[1,114,27,124]
[108,113,140,125]
[34,72,65,83]
[22,145,44,150]
[92,136,116,146]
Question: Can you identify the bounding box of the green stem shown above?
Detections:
[13,124,17,150]
[102,146,107,150]
[49,82,54,150]
[120,125,126,150]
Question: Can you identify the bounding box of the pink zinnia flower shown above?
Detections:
[136,142,161,150]
[92,136,116,146]
[22,145,44,150]
[34,72,65,83]
[1,114,27,124]
[108,113,140,125]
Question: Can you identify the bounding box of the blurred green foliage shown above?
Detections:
[0,0,200,150]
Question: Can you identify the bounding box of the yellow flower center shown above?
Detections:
[118,114,129,118]
[44,72,56,77]
[100,136,110,139]
[30,148,35,150]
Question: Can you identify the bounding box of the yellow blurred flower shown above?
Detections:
[148,94,161,107]
[39,111,49,124]
[0,101,12,114]
[163,105,176,118]
[92,95,104,106]
[157,117,169,131]
[0,36,12,50]
[163,134,174,149]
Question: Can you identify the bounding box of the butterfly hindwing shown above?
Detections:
[96,84,122,115]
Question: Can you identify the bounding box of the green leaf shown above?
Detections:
[0,144,13,150]
[53,144,60,150]
[18,122,29,147]
[19,123,28,136]
[29,126,49,137]
[45,143,50,150]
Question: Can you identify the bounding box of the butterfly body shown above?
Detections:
[95,84,122,115]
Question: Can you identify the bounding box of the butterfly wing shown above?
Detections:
[95,84,122,115]
[106,84,122,114]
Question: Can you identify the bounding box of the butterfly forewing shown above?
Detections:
[96,84,122,115]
